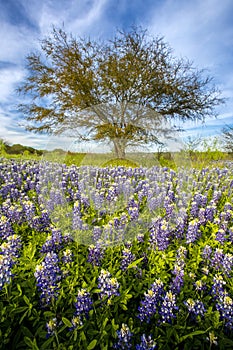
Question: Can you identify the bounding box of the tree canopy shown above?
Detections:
[18,26,224,158]
[221,125,233,153]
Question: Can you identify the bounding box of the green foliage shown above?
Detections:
[102,158,139,168]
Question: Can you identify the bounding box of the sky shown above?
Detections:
[0,0,233,152]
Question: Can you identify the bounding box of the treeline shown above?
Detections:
[4,143,44,156]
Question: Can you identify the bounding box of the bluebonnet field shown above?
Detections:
[0,158,233,349]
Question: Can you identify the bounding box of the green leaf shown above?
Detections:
[23,295,30,306]
[127,258,143,269]
[24,337,34,348]
[102,317,108,329]
[179,327,211,343]
[19,310,29,324]
[62,317,72,328]
[87,339,97,349]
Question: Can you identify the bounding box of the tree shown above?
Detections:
[221,125,233,153]
[0,139,10,156]
[18,26,224,158]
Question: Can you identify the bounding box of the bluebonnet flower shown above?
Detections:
[31,215,49,232]
[121,248,135,271]
[98,269,120,302]
[170,247,186,294]
[215,229,227,244]
[159,291,178,324]
[195,193,207,207]
[68,288,93,329]
[92,226,102,243]
[173,210,187,240]
[22,200,36,223]
[222,253,233,277]
[220,210,232,223]
[149,218,171,251]
[136,334,157,350]
[184,298,205,318]
[229,227,233,242]
[170,264,184,293]
[211,275,226,299]
[202,266,209,275]
[63,232,73,245]
[216,295,233,329]
[1,234,22,258]
[147,196,159,212]
[40,228,63,254]
[163,195,174,217]
[87,244,105,266]
[0,215,14,238]
[224,202,232,211]
[113,324,133,349]
[46,318,57,338]
[190,201,199,218]
[176,246,187,261]
[194,279,206,292]
[106,185,118,202]
[8,204,23,224]
[0,254,14,290]
[211,248,224,270]
[198,208,206,225]
[137,233,145,243]
[202,245,212,261]
[72,201,83,230]
[70,316,83,330]
[138,279,164,323]
[186,219,199,244]
[34,252,61,306]
[62,248,73,264]
[205,205,216,222]
[127,197,139,221]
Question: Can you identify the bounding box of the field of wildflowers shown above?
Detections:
[0,158,233,349]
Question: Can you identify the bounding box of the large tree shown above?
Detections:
[18,26,224,158]
[221,125,233,153]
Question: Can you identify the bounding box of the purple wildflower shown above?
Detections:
[46,318,57,338]
[184,298,205,318]
[202,245,212,261]
[186,219,199,244]
[136,334,157,350]
[113,324,133,349]
[87,244,105,266]
[211,275,226,299]
[159,291,178,324]
[149,218,171,251]
[216,295,233,329]
[97,269,120,302]
[211,248,224,270]
[138,279,164,323]
[62,248,73,264]
[73,289,93,322]
[34,252,61,306]
[215,229,227,244]
[121,248,135,271]
[40,228,63,254]
[222,253,233,277]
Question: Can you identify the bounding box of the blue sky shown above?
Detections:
[0,0,233,151]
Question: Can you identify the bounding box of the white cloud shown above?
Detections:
[0,67,25,102]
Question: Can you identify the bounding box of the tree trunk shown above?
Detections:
[113,139,126,159]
